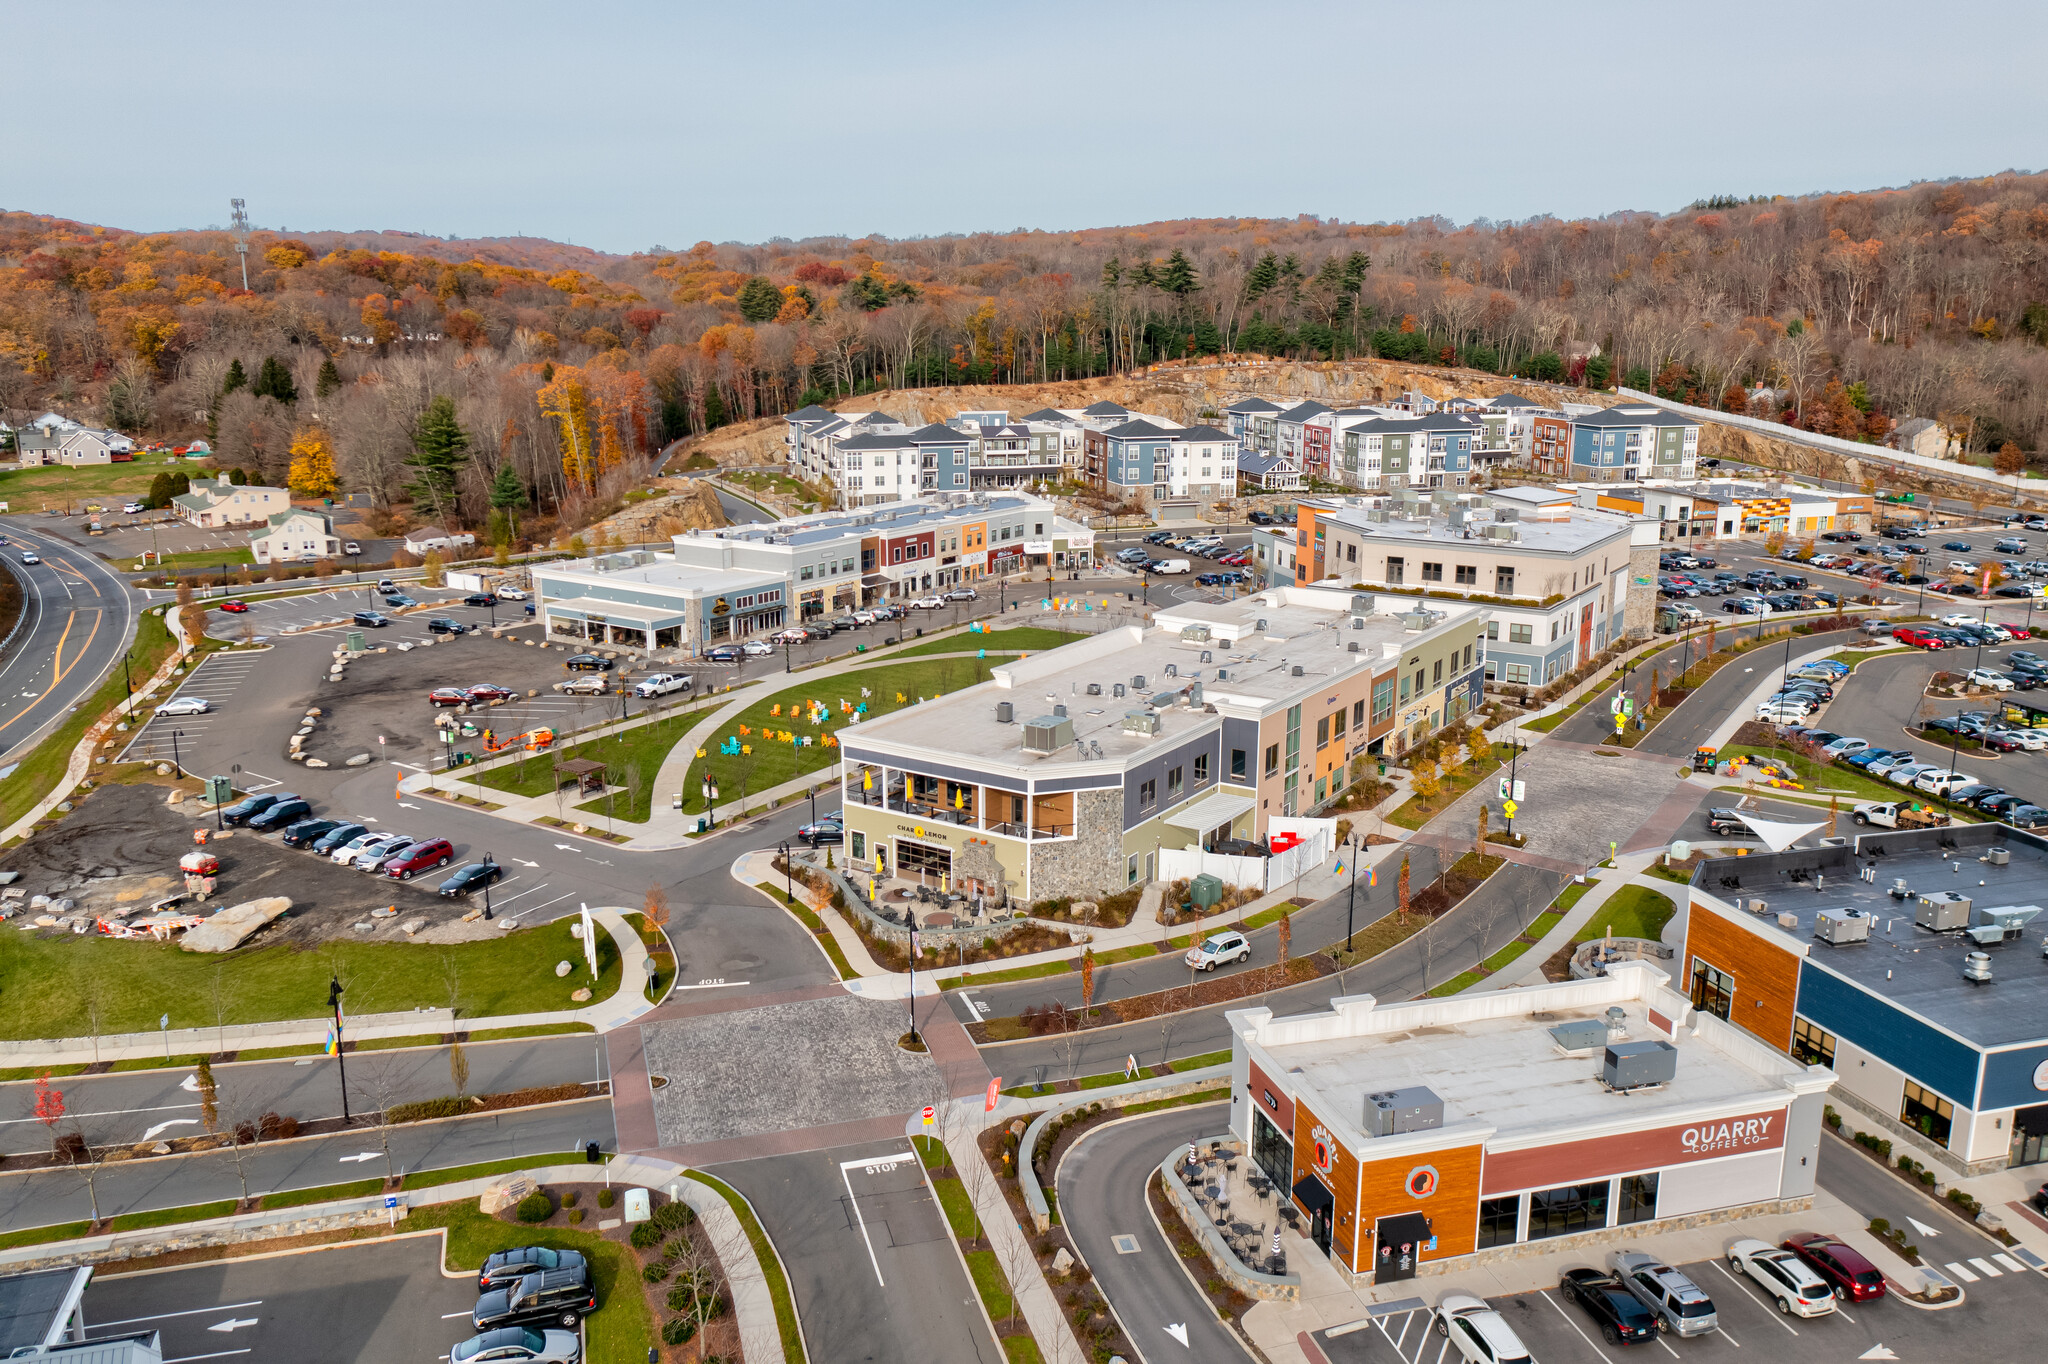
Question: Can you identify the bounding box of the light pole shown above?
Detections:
[1344,835,1360,952]
[482,850,494,920]
[170,729,185,780]
[328,976,351,1123]
[780,840,793,905]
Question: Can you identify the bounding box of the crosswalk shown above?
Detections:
[1941,1252,2027,1282]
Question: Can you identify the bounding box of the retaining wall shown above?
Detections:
[1154,1147,1301,1302]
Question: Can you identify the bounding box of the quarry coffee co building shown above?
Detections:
[1227,963,1833,1284]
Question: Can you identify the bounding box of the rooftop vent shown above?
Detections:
[1291,664,1304,677]
[1122,710,1161,737]
[1549,1019,1606,1052]
[1216,669,1229,680]
[1964,950,1994,983]
[1112,683,1126,698]
[1348,641,1360,653]
[995,701,1014,724]
[1353,616,1366,629]
[1180,625,1212,643]
[1164,664,1178,678]
[1200,650,1213,663]
[1021,714,1074,753]
[1255,619,1268,633]
[1053,704,1067,718]
[1131,675,1147,690]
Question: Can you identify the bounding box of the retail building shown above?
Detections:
[838,585,1486,901]
[1229,963,1832,1285]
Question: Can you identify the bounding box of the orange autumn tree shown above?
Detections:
[538,362,649,496]
[537,368,597,492]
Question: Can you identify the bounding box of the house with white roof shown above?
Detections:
[251,508,342,563]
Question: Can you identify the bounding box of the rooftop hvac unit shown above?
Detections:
[1350,594,1370,614]
[1180,625,1212,643]
[1132,674,1147,690]
[1495,507,1520,522]
[1348,641,1360,653]
[1086,683,1102,697]
[1164,664,1178,677]
[1603,1040,1678,1092]
[1112,683,1126,698]
[1917,892,1972,932]
[1741,897,1769,915]
[1549,1019,1607,1052]
[1186,682,1204,706]
[1986,847,2012,866]
[1776,911,1799,930]
[1216,669,1229,680]
[1399,610,1434,632]
[1353,616,1366,629]
[1367,508,1391,523]
[1053,704,1067,718]
[1149,691,1177,708]
[1814,909,1870,945]
[1122,710,1161,736]
[1291,664,1304,677]
[1362,1086,1444,1138]
[1021,714,1074,753]
[995,701,1014,724]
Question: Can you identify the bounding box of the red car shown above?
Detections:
[383,838,454,880]
[219,599,249,613]
[1891,627,1945,649]
[1782,1234,1887,1302]
[2009,625,2033,639]
[1985,731,2027,752]
[427,687,475,707]
[464,683,515,702]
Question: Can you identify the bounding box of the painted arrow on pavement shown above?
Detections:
[338,1152,380,1163]
[398,802,420,809]
[1164,1323,1188,1347]
[1907,1216,1941,1238]
[1858,1347,1898,1361]
[554,843,576,850]
[208,1319,259,1333]
[514,859,540,867]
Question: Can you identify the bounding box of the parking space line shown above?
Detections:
[1715,1324,1741,1347]
[1707,1260,1796,1335]
[1539,1290,1616,1364]
[1833,1303,1855,1323]
[161,1351,252,1363]
[86,1300,263,1329]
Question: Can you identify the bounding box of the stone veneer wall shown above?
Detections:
[1027,788,1126,901]
[1411,1196,1813,1280]
[1624,541,1661,638]
[1155,1152,1301,1302]
[3,1207,402,1274]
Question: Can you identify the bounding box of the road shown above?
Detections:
[0,1099,615,1226]
[0,516,139,767]
[0,1035,611,1154]
[1057,1104,1245,1364]
[714,1139,1004,1364]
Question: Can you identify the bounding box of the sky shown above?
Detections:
[9,0,2047,255]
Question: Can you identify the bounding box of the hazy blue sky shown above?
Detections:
[10,0,2044,254]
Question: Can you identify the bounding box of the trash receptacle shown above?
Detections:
[672,792,683,810]
[585,1141,602,1163]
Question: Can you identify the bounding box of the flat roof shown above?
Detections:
[1695,826,2048,1049]
[680,495,1067,550]
[0,1267,88,1354]
[844,588,1484,771]
[1266,998,1788,1142]
[1320,504,1629,556]
[535,555,783,595]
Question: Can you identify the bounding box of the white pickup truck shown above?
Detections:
[633,672,693,699]
[1851,800,1951,829]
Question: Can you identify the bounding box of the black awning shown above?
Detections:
[1292,1175,1335,1218]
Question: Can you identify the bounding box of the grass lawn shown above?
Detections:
[939,959,1073,991]
[964,1248,1016,1323]
[1572,885,1675,943]
[123,546,255,572]
[1827,645,1916,670]
[1551,877,1600,913]
[0,459,172,509]
[888,627,1086,659]
[1715,743,1979,818]
[674,654,1008,817]
[0,915,620,1041]
[1387,748,1506,830]
[470,690,725,821]
[0,610,183,835]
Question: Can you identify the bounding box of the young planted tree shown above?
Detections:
[1410,759,1442,806]
[1079,947,1097,1023]
[195,1058,219,1133]
[1397,854,1412,926]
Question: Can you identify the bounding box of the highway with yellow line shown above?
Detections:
[0,516,139,768]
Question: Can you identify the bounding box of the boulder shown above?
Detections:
[1051,1247,1074,1274]
[571,988,592,1002]
[346,754,373,767]
[479,1176,539,1216]
[556,961,572,977]
[306,759,328,769]
[181,897,291,952]
[399,917,426,935]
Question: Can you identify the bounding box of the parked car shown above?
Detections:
[353,611,391,628]
[385,593,419,608]
[341,832,415,870]
[342,540,361,556]
[440,862,504,897]
[428,617,470,635]
[497,586,530,601]
[450,1326,581,1364]
[704,644,742,662]
[377,578,399,593]
[330,830,403,867]
[1434,1294,1535,1364]
[1608,1251,1717,1337]
[2004,804,2048,830]
[466,683,515,702]
[385,838,455,880]
[429,687,476,707]
[1755,699,1815,723]
[1819,736,1869,757]
[741,638,774,657]
[1705,808,1754,837]
[463,593,498,607]
[220,792,296,827]
[1726,1238,1836,1317]
[157,695,210,716]
[633,673,692,699]
[1890,626,1946,649]
[247,798,313,832]
[1843,747,1901,769]
[219,599,249,613]
[1782,1234,1886,1302]
[557,675,608,696]
[280,818,346,848]
[912,595,947,609]
[310,822,368,853]
[1944,540,1975,552]
[943,587,978,602]
[1913,769,1977,797]
[1991,726,2048,750]
[470,1266,597,1332]
[1559,1268,1661,1343]
[1184,931,1250,972]
[563,654,613,672]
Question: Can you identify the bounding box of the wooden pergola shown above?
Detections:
[554,757,608,795]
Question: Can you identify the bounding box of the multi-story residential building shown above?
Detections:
[1226,397,1283,454]
[1333,412,1476,491]
[1567,405,1701,483]
[837,585,1489,902]
[1083,420,1237,507]
[1020,408,1088,470]
[171,474,289,527]
[1275,400,1333,477]
[1288,485,1659,684]
[948,418,1064,491]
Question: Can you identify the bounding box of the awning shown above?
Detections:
[541,596,690,629]
[1163,790,1255,833]
[1733,813,1827,853]
[1293,1175,1335,1219]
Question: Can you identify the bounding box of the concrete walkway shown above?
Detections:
[11,905,656,1064]
[1461,851,1687,993]
[939,1118,1087,1364]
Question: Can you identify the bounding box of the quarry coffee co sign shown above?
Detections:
[1483,1107,1789,1195]
[1680,1115,1776,1156]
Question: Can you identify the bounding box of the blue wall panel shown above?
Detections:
[1797,964,1982,1107]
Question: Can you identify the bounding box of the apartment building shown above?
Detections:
[1565,405,1701,483]
[837,585,1489,901]
[1082,420,1239,507]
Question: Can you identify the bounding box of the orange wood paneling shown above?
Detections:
[1291,1095,1361,1271]
[1683,898,1801,1051]
[1355,1141,1485,1270]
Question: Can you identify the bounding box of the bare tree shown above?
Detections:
[665,1216,732,1352]
[210,964,232,1055]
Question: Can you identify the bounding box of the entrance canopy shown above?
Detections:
[1732,813,1827,853]
[542,596,691,630]
[1163,791,1255,833]
[1292,1175,1335,1219]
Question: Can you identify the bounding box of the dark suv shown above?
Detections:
[471,1267,596,1332]
[1706,808,1753,837]
[247,798,313,832]
[220,792,300,827]
[479,1246,588,1293]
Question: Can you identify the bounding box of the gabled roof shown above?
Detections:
[1177,424,1236,442]
[787,404,837,423]
[905,423,971,445]
[1572,405,1694,430]
[1020,407,1072,423]
[1226,397,1282,414]
[1277,400,1332,422]
[1100,419,1180,441]
[265,508,334,531]
[170,491,212,512]
[1486,393,1540,409]
[836,431,915,451]
[1237,451,1294,474]
[1080,400,1130,416]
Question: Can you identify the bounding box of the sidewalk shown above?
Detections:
[1465,850,1686,993]
[939,1116,1087,1364]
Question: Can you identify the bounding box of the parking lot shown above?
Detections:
[80,1235,478,1364]
[198,582,490,642]
[1313,1244,2048,1364]
[118,647,277,776]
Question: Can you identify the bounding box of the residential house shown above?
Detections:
[171,474,289,527]
[251,508,342,563]
[1890,417,1959,461]
[402,526,478,555]
[1083,418,1233,506]
[1237,450,1301,493]
[1333,412,1476,492]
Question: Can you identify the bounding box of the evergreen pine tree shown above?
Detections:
[220,359,247,398]
[487,460,526,544]
[1245,252,1280,300]
[1157,248,1199,299]
[252,355,298,404]
[736,276,782,323]
[407,395,469,527]
[315,356,343,399]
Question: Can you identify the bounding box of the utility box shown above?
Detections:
[1917,892,1972,932]
[1550,1019,1608,1052]
[346,630,366,654]
[1362,1086,1444,1138]
[204,775,233,806]
[1814,909,1871,945]
[1188,873,1223,909]
[1604,1040,1678,1092]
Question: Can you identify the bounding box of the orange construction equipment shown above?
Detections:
[483,727,555,754]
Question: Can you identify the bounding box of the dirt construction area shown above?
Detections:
[0,782,501,948]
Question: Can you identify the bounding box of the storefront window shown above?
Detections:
[1791,1018,1836,1068]
[1901,1082,1953,1145]
[1252,1110,1291,1188]
[1617,1174,1658,1225]
[1477,1196,1519,1248]
[850,832,865,860]
[1527,1181,1608,1240]
[1691,959,1735,1022]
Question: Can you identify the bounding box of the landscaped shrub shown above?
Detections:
[643,1259,672,1284]
[385,1096,466,1123]
[596,1188,616,1209]
[652,1199,696,1232]
[629,1220,666,1250]
[663,1318,700,1346]
[563,1191,579,1208]
[514,1192,553,1223]
[567,1208,583,1224]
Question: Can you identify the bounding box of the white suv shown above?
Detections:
[1435,1294,1533,1364]
[1727,1238,1835,1317]
[1183,931,1250,972]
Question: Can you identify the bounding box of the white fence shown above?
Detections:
[1159,816,1337,893]
[1159,847,1270,891]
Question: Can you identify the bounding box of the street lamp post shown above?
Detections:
[482,850,494,920]
[1344,835,1360,952]
[779,840,793,905]
[170,729,185,780]
[328,977,351,1123]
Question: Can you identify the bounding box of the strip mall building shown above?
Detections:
[1228,964,1832,1284]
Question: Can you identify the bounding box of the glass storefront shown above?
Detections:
[1477,1196,1519,1248]
[1252,1110,1292,1188]
[1527,1181,1609,1240]
[1691,959,1735,1021]
[1617,1173,1659,1225]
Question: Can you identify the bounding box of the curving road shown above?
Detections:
[0,517,139,767]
